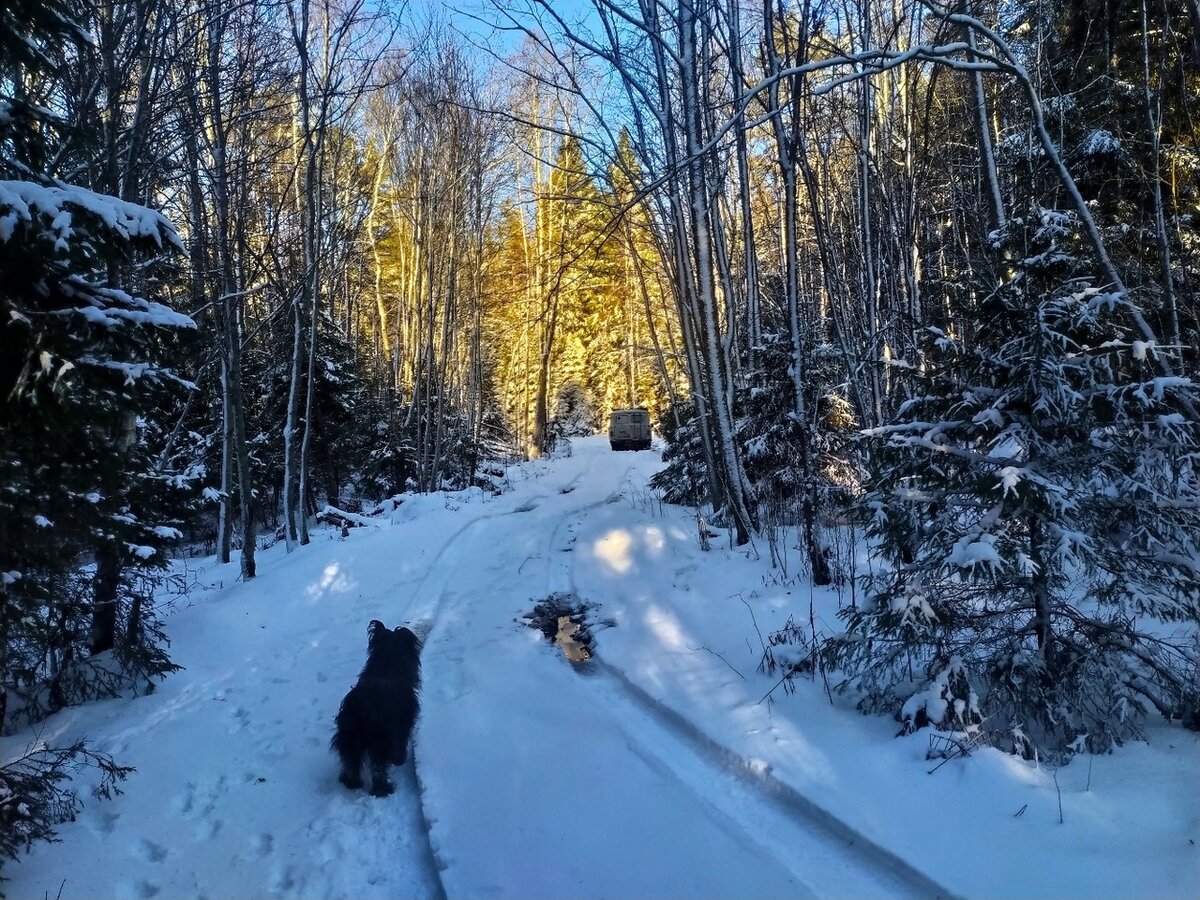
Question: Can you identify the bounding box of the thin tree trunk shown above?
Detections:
[1140,0,1180,352]
[204,8,255,579]
[966,25,1006,233]
[679,0,754,545]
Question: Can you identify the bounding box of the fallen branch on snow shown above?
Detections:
[317,506,380,530]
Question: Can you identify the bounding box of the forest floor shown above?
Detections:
[6,437,1199,899]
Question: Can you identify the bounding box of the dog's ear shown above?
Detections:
[396,626,423,652]
[368,620,387,642]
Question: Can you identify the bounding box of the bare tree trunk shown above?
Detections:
[727,0,759,360]
[201,6,256,579]
[282,0,313,550]
[966,25,1006,233]
[218,371,234,562]
[679,0,754,545]
[762,1,830,581]
[1140,0,1180,352]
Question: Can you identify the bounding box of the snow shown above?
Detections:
[947,532,1003,570]
[318,505,379,529]
[900,658,968,728]
[0,180,184,252]
[1148,376,1192,400]
[1080,129,1123,156]
[998,465,1024,494]
[65,296,195,332]
[6,438,1198,899]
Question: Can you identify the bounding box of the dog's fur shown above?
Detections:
[331,620,422,797]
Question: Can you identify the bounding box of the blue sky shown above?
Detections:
[416,0,599,57]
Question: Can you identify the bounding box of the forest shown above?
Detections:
[1,0,1198,871]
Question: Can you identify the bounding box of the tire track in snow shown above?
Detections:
[404,462,635,897]
[547,490,960,900]
[543,466,635,595]
[593,661,959,898]
[398,746,449,900]
[403,463,635,629]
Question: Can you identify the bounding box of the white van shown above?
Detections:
[609,408,652,451]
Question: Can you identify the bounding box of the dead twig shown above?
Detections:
[926,731,985,774]
[691,645,745,680]
[1053,768,1064,825]
[737,593,768,659]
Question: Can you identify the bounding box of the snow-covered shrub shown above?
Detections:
[649,399,707,506]
[3,568,178,732]
[826,211,1200,759]
[652,335,858,521]
[756,614,821,701]
[552,382,600,437]
[0,739,132,873]
[897,657,982,736]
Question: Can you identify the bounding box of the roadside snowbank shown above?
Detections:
[6,438,1197,899]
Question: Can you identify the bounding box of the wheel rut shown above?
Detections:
[412,454,954,898]
[543,486,959,899]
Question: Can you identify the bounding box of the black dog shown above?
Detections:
[331,620,422,797]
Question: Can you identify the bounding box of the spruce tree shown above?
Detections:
[1,0,192,865]
[828,209,1199,757]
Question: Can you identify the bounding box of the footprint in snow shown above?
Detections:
[196,816,223,841]
[172,784,195,816]
[177,775,227,824]
[228,706,250,734]
[115,881,161,900]
[267,863,303,897]
[132,839,168,863]
[258,739,286,761]
[247,832,273,859]
[87,809,121,837]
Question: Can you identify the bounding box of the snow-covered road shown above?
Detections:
[7,437,1197,899]
[412,445,939,899]
[5,440,921,899]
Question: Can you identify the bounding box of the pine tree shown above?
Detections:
[827,210,1199,757]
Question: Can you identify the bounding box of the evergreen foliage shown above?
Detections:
[1008,0,1199,360]
[0,738,133,873]
[649,399,707,507]
[826,210,1200,757]
[1,0,189,867]
[652,333,853,541]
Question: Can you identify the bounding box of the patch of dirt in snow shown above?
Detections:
[521,592,613,666]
